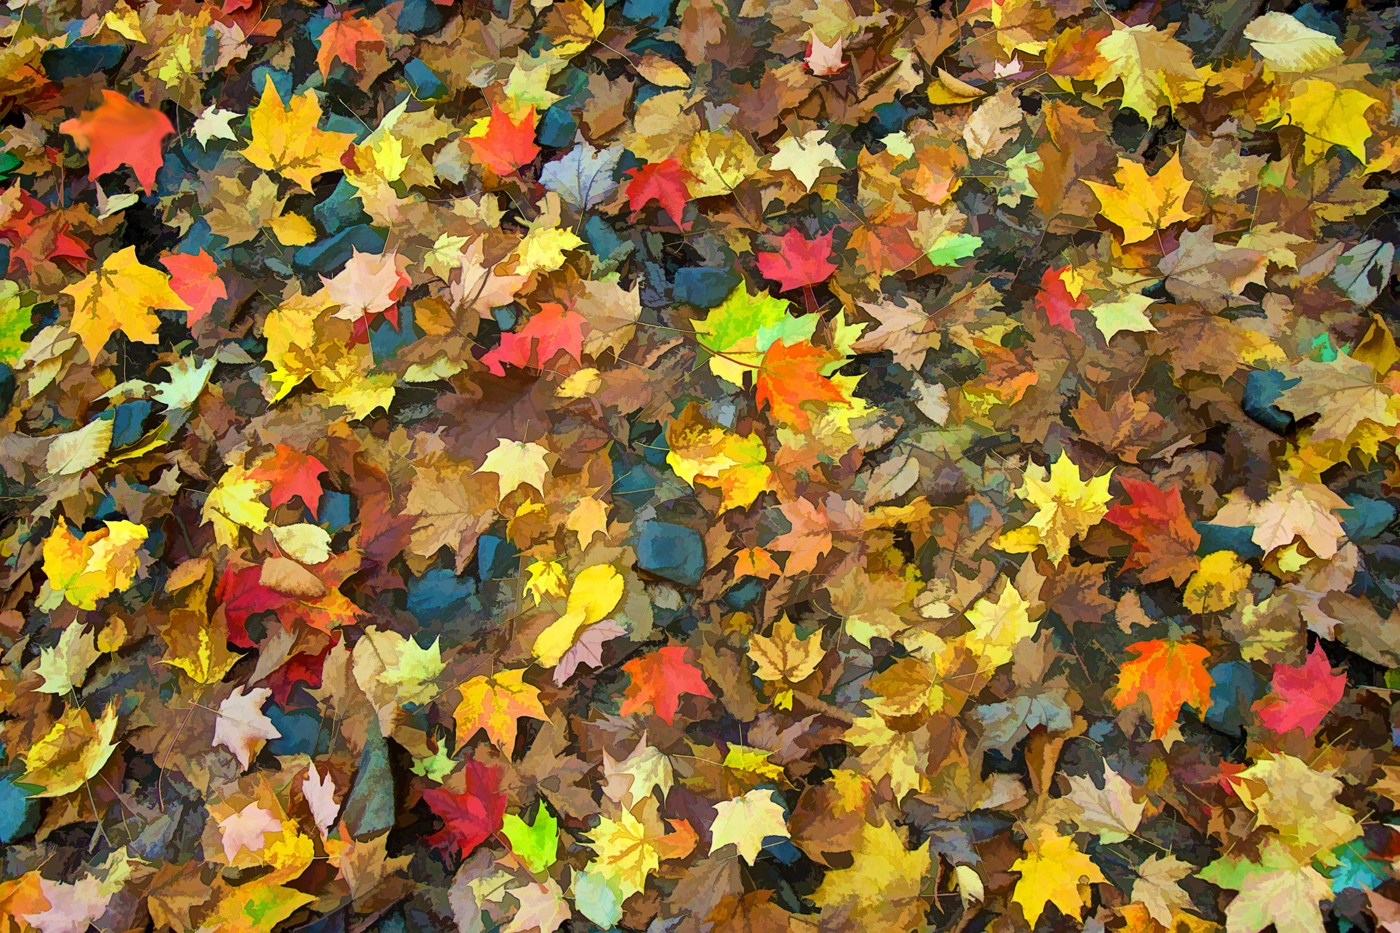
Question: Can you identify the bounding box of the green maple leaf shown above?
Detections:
[502,801,559,874]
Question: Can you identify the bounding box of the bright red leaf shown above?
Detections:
[619,646,713,725]
[249,445,330,516]
[467,104,540,176]
[756,340,849,430]
[423,761,507,856]
[481,302,586,376]
[1104,477,1201,585]
[60,91,174,193]
[1255,644,1346,737]
[756,229,837,293]
[1034,265,1088,334]
[160,251,227,327]
[623,159,692,230]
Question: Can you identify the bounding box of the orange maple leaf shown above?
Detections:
[60,91,174,193]
[1113,639,1214,740]
[756,340,849,430]
[468,104,541,177]
[619,646,713,724]
[160,250,227,327]
[315,12,385,78]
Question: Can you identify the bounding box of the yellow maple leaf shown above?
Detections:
[41,520,148,611]
[586,809,661,898]
[514,225,584,277]
[1094,24,1203,120]
[242,75,356,191]
[1183,550,1251,613]
[476,439,551,502]
[62,246,190,359]
[996,453,1114,563]
[747,615,826,709]
[202,462,272,548]
[666,403,773,512]
[960,581,1037,668]
[1011,833,1107,927]
[1233,755,1361,861]
[1282,79,1378,164]
[809,821,932,933]
[22,701,120,797]
[1084,154,1196,245]
[453,668,548,751]
[533,564,625,666]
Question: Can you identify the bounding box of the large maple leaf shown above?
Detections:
[623,159,692,229]
[60,91,174,193]
[423,761,507,857]
[249,445,329,516]
[1083,153,1195,244]
[1254,644,1346,737]
[482,303,587,375]
[62,246,191,358]
[1104,477,1201,585]
[1113,639,1214,740]
[467,103,541,176]
[755,339,849,430]
[619,646,713,724]
[242,76,356,190]
[755,229,837,293]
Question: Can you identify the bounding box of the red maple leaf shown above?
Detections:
[623,159,693,230]
[481,303,586,376]
[1254,644,1346,737]
[60,91,174,193]
[756,340,849,430]
[268,636,336,706]
[160,251,227,327]
[756,229,837,293]
[1034,265,1088,334]
[217,565,286,647]
[1113,639,1214,740]
[423,761,507,857]
[619,646,713,725]
[467,104,540,177]
[250,445,330,516]
[0,190,90,272]
[316,12,385,78]
[1104,477,1201,585]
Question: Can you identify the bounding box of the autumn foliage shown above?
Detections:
[5,1,1400,933]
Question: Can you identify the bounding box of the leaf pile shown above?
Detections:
[4,1,1400,933]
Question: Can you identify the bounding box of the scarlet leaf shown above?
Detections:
[249,445,330,516]
[1255,644,1346,736]
[619,646,713,724]
[60,91,174,193]
[623,159,693,230]
[755,340,849,430]
[482,303,586,376]
[755,229,837,293]
[1034,266,1087,334]
[467,104,541,176]
[423,760,507,856]
[1104,477,1201,585]
[160,251,227,327]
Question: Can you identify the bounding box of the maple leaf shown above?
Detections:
[996,453,1114,564]
[709,790,790,864]
[1231,754,1360,858]
[60,91,174,193]
[219,803,283,861]
[214,686,282,769]
[1093,24,1203,120]
[1255,644,1346,736]
[476,439,552,501]
[756,229,837,293]
[1035,265,1088,334]
[1104,478,1201,585]
[467,103,541,176]
[620,646,713,724]
[1066,766,1145,844]
[665,403,773,512]
[1183,550,1251,614]
[160,250,227,327]
[1084,154,1195,244]
[1132,854,1195,926]
[21,878,110,933]
[809,821,932,933]
[602,736,673,810]
[242,76,356,191]
[424,761,507,856]
[853,295,941,369]
[62,246,191,358]
[502,802,559,874]
[1113,639,1214,740]
[316,11,384,77]
[623,159,693,228]
[454,668,549,751]
[693,286,809,386]
[1011,833,1107,927]
[322,250,409,327]
[482,303,587,375]
[249,445,329,516]
[755,339,849,430]
[1198,839,1332,933]
[586,809,662,898]
[33,622,101,696]
[303,763,340,837]
[805,32,846,75]
[1283,79,1378,164]
[747,615,825,707]
[769,129,843,191]
[41,520,147,611]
